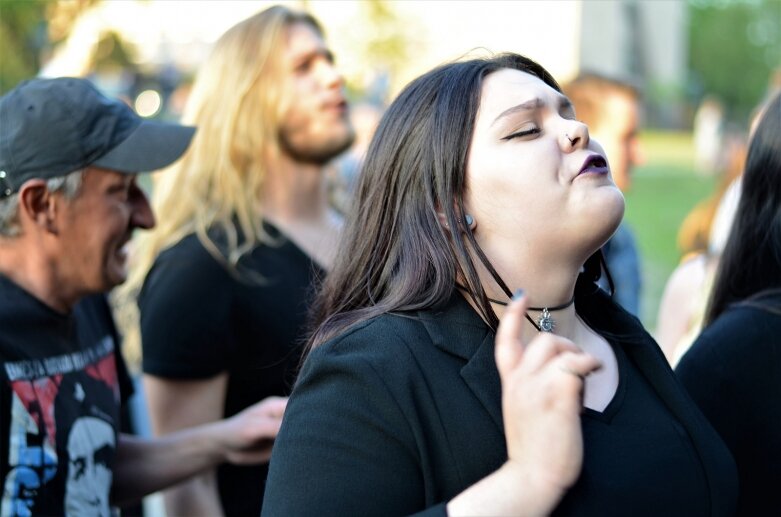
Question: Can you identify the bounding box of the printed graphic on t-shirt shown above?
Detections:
[2,337,120,517]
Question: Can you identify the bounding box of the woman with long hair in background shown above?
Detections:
[677,91,781,516]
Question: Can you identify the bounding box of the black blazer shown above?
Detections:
[262,281,737,516]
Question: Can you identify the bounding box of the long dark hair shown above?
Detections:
[309,53,605,349]
[705,92,781,324]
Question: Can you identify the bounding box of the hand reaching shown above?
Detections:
[219,396,288,465]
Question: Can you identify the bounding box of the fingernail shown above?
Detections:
[512,288,525,301]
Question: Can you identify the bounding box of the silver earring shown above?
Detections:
[465,214,474,227]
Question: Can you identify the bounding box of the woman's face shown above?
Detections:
[465,68,625,263]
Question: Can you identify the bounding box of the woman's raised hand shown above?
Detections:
[494,292,602,510]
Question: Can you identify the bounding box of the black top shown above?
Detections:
[676,291,781,516]
[0,273,132,516]
[138,223,323,517]
[262,279,737,516]
[556,339,709,515]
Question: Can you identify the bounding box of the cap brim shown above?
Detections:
[91,120,195,174]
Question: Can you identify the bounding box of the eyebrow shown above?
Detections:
[292,48,334,68]
[491,96,573,127]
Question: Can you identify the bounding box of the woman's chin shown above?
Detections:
[580,187,626,253]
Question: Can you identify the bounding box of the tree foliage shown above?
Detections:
[0,0,48,94]
[0,0,98,94]
[689,0,781,123]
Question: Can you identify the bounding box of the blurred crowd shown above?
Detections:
[1,4,780,517]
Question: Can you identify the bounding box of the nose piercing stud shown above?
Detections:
[565,134,575,145]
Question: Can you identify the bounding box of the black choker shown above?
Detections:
[487,294,575,332]
[456,283,574,333]
[486,296,575,311]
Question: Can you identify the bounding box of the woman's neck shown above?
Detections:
[467,243,590,342]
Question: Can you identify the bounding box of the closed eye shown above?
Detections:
[502,127,541,140]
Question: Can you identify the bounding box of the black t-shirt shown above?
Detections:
[0,273,133,516]
[556,339,710,515]
[676,292,781,516]
[139,223,323,517]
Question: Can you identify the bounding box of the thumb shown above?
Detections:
[495,290,529,380]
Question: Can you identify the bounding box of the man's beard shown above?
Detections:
[279,126,356,166]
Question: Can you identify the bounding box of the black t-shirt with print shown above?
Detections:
[0,274,132,516]
[139,223,324,517]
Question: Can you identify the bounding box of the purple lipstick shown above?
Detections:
[578,154,609,176]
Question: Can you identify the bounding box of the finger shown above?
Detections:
[556,351,602,378]
[246,417,284,440]
[495,291,530,380]
[547,351,602,388]
[517,333,581,376]
[258,396,288,416]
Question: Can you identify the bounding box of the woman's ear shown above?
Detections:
[18,180,59,234]
[437,211,477,232]
[437,212,450,230]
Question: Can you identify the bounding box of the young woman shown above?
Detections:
[262,53,737,516]
[677,92,781,516]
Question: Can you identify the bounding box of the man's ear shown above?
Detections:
[18,180,59,234]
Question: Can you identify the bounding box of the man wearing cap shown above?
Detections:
[0,77,286,516]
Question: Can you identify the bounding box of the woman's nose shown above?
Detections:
[562,121,589,151]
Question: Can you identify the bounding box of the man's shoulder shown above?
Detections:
[155,232,218,267]
[143,233,232,294]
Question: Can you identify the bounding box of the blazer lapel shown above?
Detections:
[418,292,504,432]
[460,333,504,431]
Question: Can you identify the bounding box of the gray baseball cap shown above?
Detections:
[0,77,195,197]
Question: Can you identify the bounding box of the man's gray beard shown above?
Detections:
[279,128,356,166]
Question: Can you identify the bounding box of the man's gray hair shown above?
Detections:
[0,169,84,237]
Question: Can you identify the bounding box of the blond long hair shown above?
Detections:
[116,6,322,367]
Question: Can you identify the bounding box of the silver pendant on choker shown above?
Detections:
[537,308,555,332]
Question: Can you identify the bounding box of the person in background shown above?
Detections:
[117,5,354,516]
[693,96,724,175]
[676,92,781,516]
[655,176,741,363]
[564,73,646,316]
[262,53,736,516]
[657,97,772,363]
[0,77,285,517]
[327,102,383,214]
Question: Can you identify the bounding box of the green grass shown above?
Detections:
[623,131,718,330]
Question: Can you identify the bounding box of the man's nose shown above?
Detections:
[130,188,155,230]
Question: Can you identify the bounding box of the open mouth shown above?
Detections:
[325,99,348,112]
[578,155,609,175]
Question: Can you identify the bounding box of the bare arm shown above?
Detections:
[447,294,601,516]
[111,376,286,509]
[655,255,708,363]
[141,373,229,516]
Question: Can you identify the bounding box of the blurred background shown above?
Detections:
[1,0,780,329]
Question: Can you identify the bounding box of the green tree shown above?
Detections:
[0,0,48,93]
[0,0,98,94]
[689,0,781,122]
